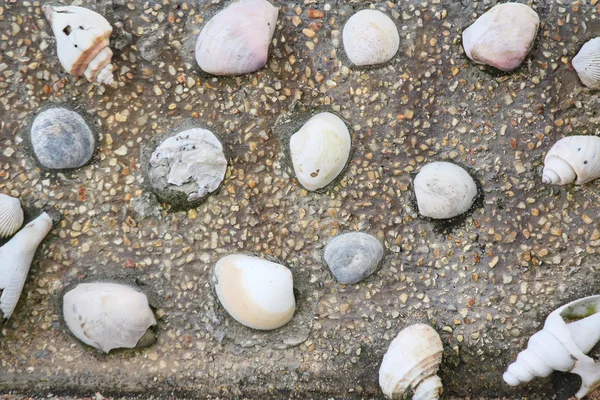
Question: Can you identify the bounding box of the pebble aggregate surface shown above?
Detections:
[1,0,600,399]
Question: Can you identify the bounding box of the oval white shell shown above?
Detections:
[0,194,24,239]
[379,324,444,399]
[342,10,399,67]
[213,254,295,330]
[195,0,279,76]
[43,4,115,85]
[0,212,53,321]
[462,3,539,72]
[414,162,477,219]
[542,136,600,185]
[504,295,600,399]
[573,38,600,89]
[290,112,351,191]
[63,283,157,353]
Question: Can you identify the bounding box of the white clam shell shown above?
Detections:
[213,254,295,330]
[414,162,477,219]
[195,0,279,76]
[462,3,539,72]
[504,295,600,399]
[0,194,24,239]
[63,283,157,353]
[379,324,444,399]
[542,136,600,185]
[43,4,115,85]
[342,10,399,67]
[0,212,53,321]
[573,38,600,89]
[290,112,351,191]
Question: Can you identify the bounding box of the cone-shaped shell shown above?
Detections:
[43,4,115,84]
[0,212,54,321]
[379,324,444,399]
[213,254,295,330]
[290,112,351,191]
[63,283,157,353]
[462,3,539,72]
[573,38,600,89]
[542,136,600,185]
[194,0,279,76]
[0,194,24,239]
[342,10,400,66]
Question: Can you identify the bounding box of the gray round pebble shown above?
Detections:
[324,232,384,284]
[31,108,95,170]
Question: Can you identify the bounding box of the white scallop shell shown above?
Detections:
[542,136,600,185]
[573,38,600,89]
[213,254,295,330]
[379,324,444,399]
[195,0,279,76]
[342,10,400,67]
[0,212,53,321]
[290,112,351,191]
[462,3,539,72]
[414,162,477,219]
[0,194,24,239]
[504,295,600,399]
[63,283,157,353]
[43,4,115,85]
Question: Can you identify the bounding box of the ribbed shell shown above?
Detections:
[0,194,24,239]
[573,38,600,89]
[542,136,600,185]
[342,10,400,66]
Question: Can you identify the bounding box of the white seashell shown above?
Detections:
[0,212,54,321]
[379,324,444,399]
[195,0,279,76]
[213,254,295,330]
[542,136,600,185]
[0,194,24,239]
[342,10,400,67]
[573,38,600,89]
[413,162,477,219]
[63,283,157,353]
[504,295,600,399]
[462,3,539,72]
[290,112,351,191]
[43,4,115,85]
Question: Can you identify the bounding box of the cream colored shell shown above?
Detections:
[542,136,600,185]
[342,10,400,66]
[0,194,24,239]
[573,38,600,89]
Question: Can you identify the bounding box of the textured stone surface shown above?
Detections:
[324,232,384,284]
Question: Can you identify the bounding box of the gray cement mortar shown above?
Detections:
[1,0,600,399]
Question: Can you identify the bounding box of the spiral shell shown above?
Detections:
[573,38,600,89]
[43,4,115,85]
[0,194,24,239]
[542,136,600,185]
[379,324,444,399]
[504,295,600,399]
[342,10,400,67]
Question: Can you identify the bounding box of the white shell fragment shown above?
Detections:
[414,162,477,219]
[213,254,295,330]
[379,324,444,400]
[504,295,600,399]
[342,10,400,67]
[542,136,600,185]
[63,283,157,353]
[43,4,115,85]
[0,212,54,321]
[324,232,384,284]
[573,38,600,89]
[0,194,24,239]
[195,0,279,76]
[462,3,539,72]
[290,112,351,191]
[148,128,228,203]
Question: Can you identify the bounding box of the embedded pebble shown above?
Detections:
[324,232,384,284]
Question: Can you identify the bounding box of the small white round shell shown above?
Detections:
[414,162,477,219]
[342,10,399,67]
[213,254,295,330]
[573,38,600,89]
[0,194,24,239]
[542,136,600,185]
